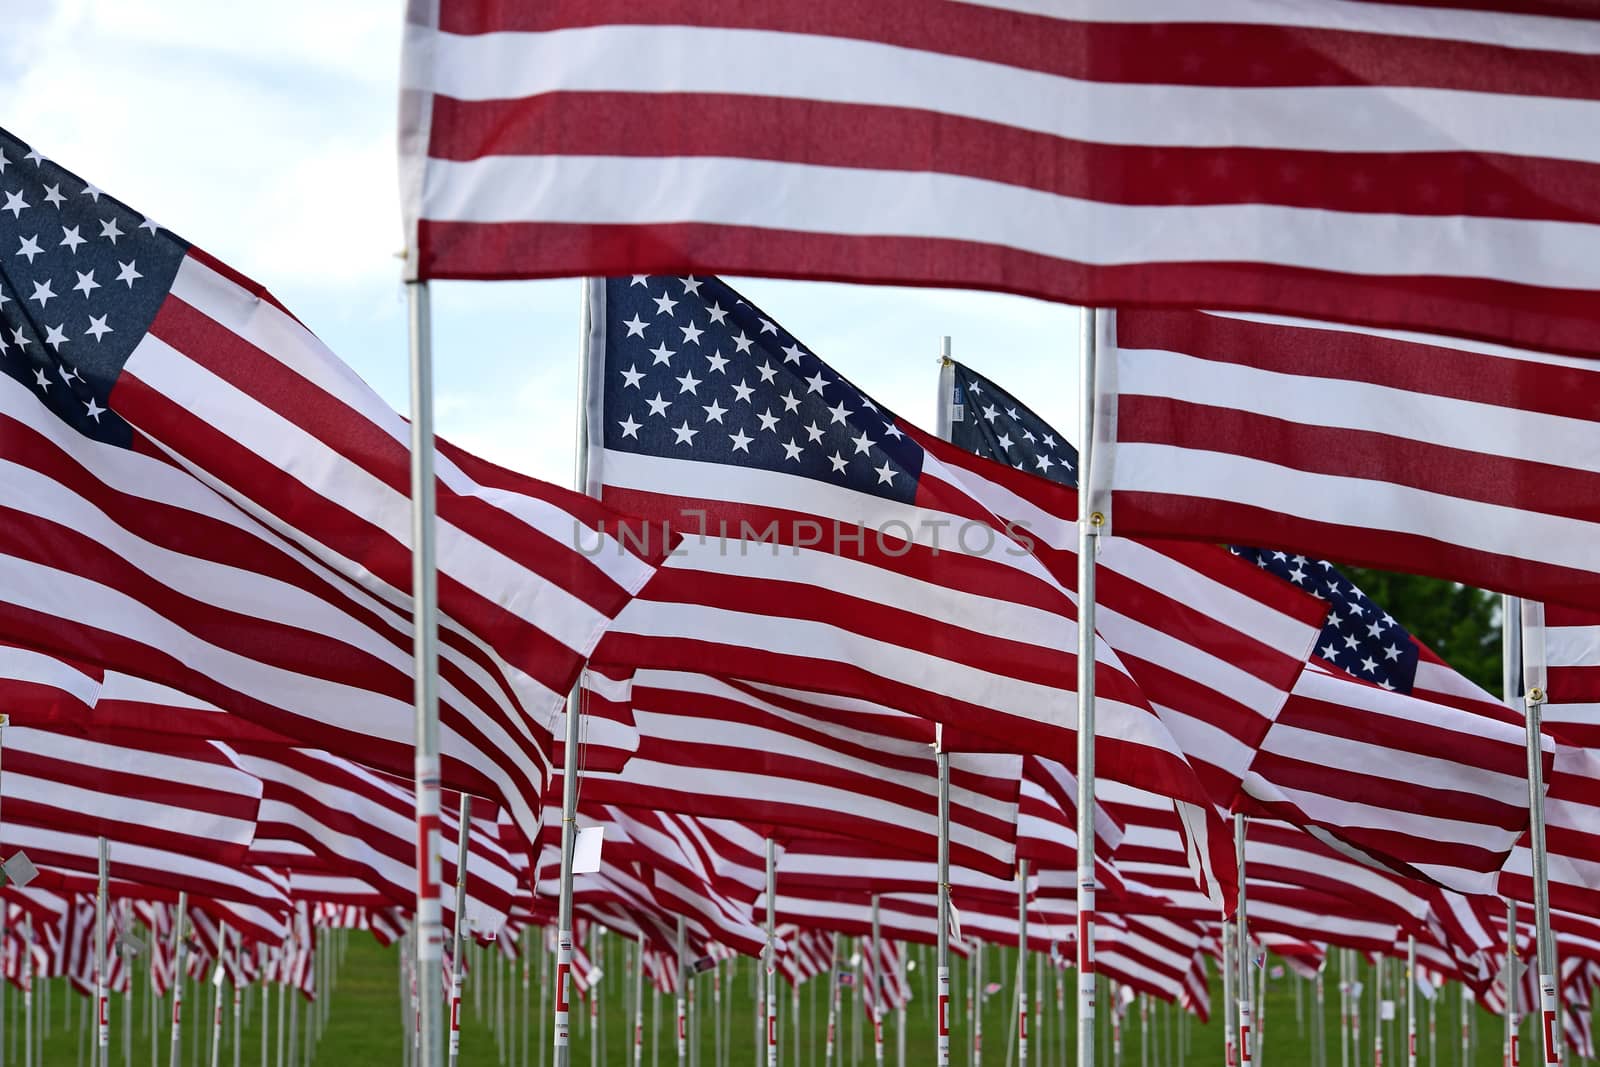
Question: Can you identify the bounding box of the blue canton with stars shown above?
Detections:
[949,361,1078,486]
[0,127,188,448]
[602,276,923,503]
[948,358,1421,692]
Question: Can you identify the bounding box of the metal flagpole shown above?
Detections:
[870,896,884,1067]
[1375,954,1387,1067]
[1406,938,1417,1067]
[1223,924,1236,1067]
[1015,861,1029,1067]
[898,944,909,1067]
[407,277,445,1067]
[1236,817,1253,1067]
[768,839,779,1067]
[975,940,984,1067]
[211,926,231,1067]
[1338,950,1348,1067]
[1075,307,1101,1067]
[636,932,646,1067]
[1460,985,1471,1067]
[827,933,842,1067]
[1516,598,1562,1067]
[96,837,109,1067]
[935,337,956,1067]
[171,892,189,1067]
[676,918,688,1066]
[1505,902,1519,1067]
[448,795,472,1067]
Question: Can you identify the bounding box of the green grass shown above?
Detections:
[7,934,1552,1065]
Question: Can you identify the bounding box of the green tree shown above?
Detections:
[1340,566,1502,694]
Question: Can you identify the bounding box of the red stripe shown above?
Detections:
[429,93,1600,224]
[414,220,1600,360]
[434,0,1600,97]
[1109,490,1600,613]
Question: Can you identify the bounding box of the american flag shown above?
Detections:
[400,2,1600,358]
[585,274,1217,814]
[1545,603,1600,749]
[0,126,662,844]
[1089,308,1600,612]
[947,356,1545,896]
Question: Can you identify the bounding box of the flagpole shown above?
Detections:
[1224,923,1236,1067]
[1236,816,1252,1067]
[1405,937,1416,1067]
[211,925,231,1067]
[1502,592,1523,1067]
[170,893,189,1067]
[406,278,445,1067]
[1014,860,1029,1067]
[96,837,109,1067]
[635,932,646,1067]
[828,932,843,1067]
[870,895,883,1067]
[767,838,779,1067]
[676,917,688,1066]
[448,795,472,1067]
[935,335,954,1067]
[1075,307,1100,1067]
[1516,597,1562,1067]
[898,943,908,1067]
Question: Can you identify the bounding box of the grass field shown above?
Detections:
[13,933,1544,1065]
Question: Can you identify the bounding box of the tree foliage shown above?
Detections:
[1340,566,1503,695]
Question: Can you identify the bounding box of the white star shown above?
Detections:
[679,321,703,345]
[981,404,998,422]
[967,381,982,395]
[652,292,678,317]
[645,392,671,417]
[30,280,56,307]
[2,191,27,218]
[706,302,728,326]
[1378,679,1396,691]
[0,287,8,310]
[680,276,702,295]
[617,415,642,439]
[1286,565,1306,584]
[116,260,142,287]
[622,314,648,338]
[803,370,828,395]
[59,225,85,253]
[670,420,698,446]
[781,438,804,462]
[1034,454,1055,473]
[17,235,43,262]
[706,350,729,374]
[1042,434,1057,449]
[755,362,777,384]
[630,275,649,287]
[828,452,848,473]
[10,327,30,351]
[883,423,903,440]
[84,314,112,342]
[1366,621,1384,639]
[732,332,754,355]
[779,391,801,413]
[1383,644,1402,662]
[59,365,80,385]
[782,344,805,366]
[1359,656,1378,675]
[675,370,702,395]
[72,270,99,297]
[756,409,779,433]
[803,421,825,443]
[43,324,67,350]
[81,184,103,203]
[138,217,161,234]
[874,461,897,485]
[0,152,7,173]
[826,400,852,426]
[1272,551,1288,561]
[619,364,644,389]
[648,341,674,366]
[702,399,728,424]
[33,368,50,391]
[758,318,777,335]
[1021,429,1036,443]
[42,184,65,208]
[84,398,105,423]
[1343,634,1360,650]
[731,380,754,404]
[99,217,122,244]
[850,431,875,456]
[728,428,753,453]
[1319,642,1340,660]
[24,148,45,166]
[996,433,1013,451]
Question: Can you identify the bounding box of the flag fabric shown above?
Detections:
[1088,309,1600,609]
[399,2,1600,357]
[584,274,1214,811]
[0,126,665,840]
[1545,603,1600,748]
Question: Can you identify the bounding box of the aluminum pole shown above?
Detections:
[828,933,843,1067]
[1339,951,1349,1067]
[937,747,952,1067]
[870,896,883,1067]
[1223,924,1236,1067]
[448,795,472,1067]
[636,932,647,1067]
[1514,597,1561,1067]
[1236,816,1252,1067]
[171,893,189,1067]
[96,837,109,1067]
[1505,902,1519,1067]
[1406,938,1417,1067]
[1075,307,1100,1067]
[675,918,688,1065]
[211,926,231,1067]
[1016,861,1030,1067]
[898,944,908,1067]
[768,839,779,1067]
[407,278,445,1067]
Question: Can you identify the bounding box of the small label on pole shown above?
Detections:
[573,826,605,875]
[948,902,962,944]
[553,930,572,1047]
[1381,1000,1396,1021]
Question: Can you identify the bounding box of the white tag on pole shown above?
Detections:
[948,902,963,944]
[211,962,226,988]
[1352,982,1365,999]
[573,826,605,875]
[1381,1000,1396,1021]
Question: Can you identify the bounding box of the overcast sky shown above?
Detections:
[5,1,1081,487]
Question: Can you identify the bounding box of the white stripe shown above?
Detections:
[1549,624,1600,669]
[423,154,1600,288]
[1117,343,1600,475]
[411,26,1600,161]
[0,645,100,706]
[1105,443,1600,575]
